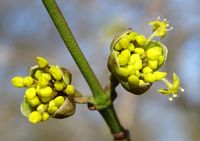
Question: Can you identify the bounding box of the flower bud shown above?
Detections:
[128,54,141,65]
[136,35,147,46]
[34,70,43,80]
[128,75,139,85]
[128,43,135,52]
[42,73,51,81]
[128,32,138,41]
[144,73,155,83]
[117,54,129,66]
[133,61,142,70]
[25,88,36,100]
[146,46,162,60]
[148,60,158,69]
[153,71,167,81]
[23,76,34,87]
[28,96,41,107]
[49,65,62,80]
[54,81,64,91]
[49,100,56,107]
[65,85,75,95]
[121,49,131,57]
[28,111,42,124]
[36,56,48,68]
[142,67,153,74]
[37,86,53,98]
[37,77,49,87]
[37,104,48,113]
[134,48,145,55]
[54,96,65,107]
[40,97,52,103]
[11,76,24,88]
[119,34,129,49]
[42,112,49,121]
[48,106,58,114]
[114,43,122,51]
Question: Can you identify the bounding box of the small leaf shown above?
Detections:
[57,66,72,85]
[21,100,34,117]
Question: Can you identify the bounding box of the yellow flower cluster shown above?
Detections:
[11,57,75,124]
[113,31,166,87]
[108,18,184,101]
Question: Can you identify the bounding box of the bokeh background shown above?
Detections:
[0,0,200,141]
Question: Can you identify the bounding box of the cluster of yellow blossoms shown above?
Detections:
[11,57,76,124]
[108,17,184,101]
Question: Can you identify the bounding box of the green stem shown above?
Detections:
[99,104,123,133]
[42,0,106,105]
[42,0,127,137]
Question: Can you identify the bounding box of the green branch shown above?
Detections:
[42,0,107,105]
[42,0,129,139]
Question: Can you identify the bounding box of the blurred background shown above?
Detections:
[0,0,200,141]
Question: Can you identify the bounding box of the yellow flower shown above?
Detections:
[149,17,173,38]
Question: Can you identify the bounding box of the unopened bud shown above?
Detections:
[144,73,155,83]
[23,76,34,87]
[136,35,147,46]
[37,86,53,98]
[134,48,145,55]
[119,35,129,49]
[37,104,48,113]
[148,60,158,69]
[128,75,139,85]
[146,47,162,60]
[117,54,129,66]
[48,106,58,114]
[42,112,49,121]
[153,71,167,81]
[65,85,75,95]
[28,96,41,107]
[37,77,49,87]
[36,56,48,68]
[42,73,51,81]
[49,65,62,81]
[128,43,135,52]
[128,32,138,41]
[114,42,122,51]
[28,111,42,124]
[142,67,153,74]
[11,76,24,88]
[54,81,64,91]
[54,96,65,107]
[25,87,36,100]
[34,70,43,80]
[128,54,141,65]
